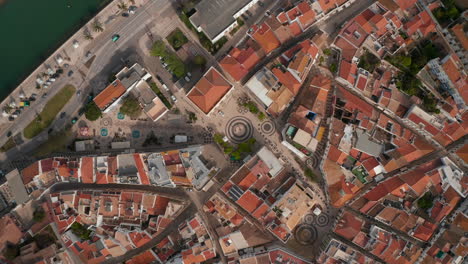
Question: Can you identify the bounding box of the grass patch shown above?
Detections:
[24,85,76,139]
[149,82,172,109]
[0,138,16,152]
[179,11,228,55]
[352,166,368,184]
[166,28,188,50]
[33,129,73,157]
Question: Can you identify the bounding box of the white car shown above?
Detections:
[184,76,190,82]
[162,84,169,91]
[171,95,177,102]
[218,110,224,117]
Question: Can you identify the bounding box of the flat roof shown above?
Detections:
[190,0,253,40]
[6,169,29,204]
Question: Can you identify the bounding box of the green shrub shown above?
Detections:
[120,95,142,118]
[84,101,102,121]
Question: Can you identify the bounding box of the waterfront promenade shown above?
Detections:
[0,0,149,155]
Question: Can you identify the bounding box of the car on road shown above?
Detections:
[162,84,169,91]
[184,76,190,82]
[68,70,74,77]
[42,93,48,98]
[78,107,86,116]
[112,34,120,42]
[122,12,129,17]
[76,90,81,96]
[60,112,66,119]
[156,75,164,83]
[170,95,177,102]
[71,117,78,124]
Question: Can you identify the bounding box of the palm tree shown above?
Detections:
[117,1,128,11]
[92,20,104,33]
[83,30,93,40]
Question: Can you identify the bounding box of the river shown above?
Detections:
[0,0,109,100]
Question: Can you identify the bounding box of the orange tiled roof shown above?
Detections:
[21,161,39,185]
[187,68,232,114]
[93,80,126,110]
[452,23,468,51]
[219,56,248,81]
[80,157,94,183]
[236,190,263,213]
[251,23,281,54]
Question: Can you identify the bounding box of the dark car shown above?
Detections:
[78,107,85,116]
[60,112,66,118]
[68,70,74,77]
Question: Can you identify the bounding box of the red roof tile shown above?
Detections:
[21,161,39,185]
[188,67,232,114]
[80,157,94,183]
[334,211,363,240]
[133,154,149,185]
[94,80,127,110]
[334,37,357,62]
[272,68,302,95]
[236,190,263,213]
[251,23,281,54]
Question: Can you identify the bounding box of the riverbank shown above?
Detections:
[0,0,113,101]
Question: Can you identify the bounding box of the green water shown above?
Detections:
[0,0,109,100]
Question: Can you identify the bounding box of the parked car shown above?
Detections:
[68,70,74,77]
[76,90,81,96]
[184,76,190,82]
[42,93,48,98]
[171,95,177,102]
[71,117,78,124]
[60,112,66,119]
[112,34,120,42]
[162,84,169,91]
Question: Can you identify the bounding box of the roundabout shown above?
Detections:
[225,116,254,144]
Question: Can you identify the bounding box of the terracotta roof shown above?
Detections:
[251,23,281,54]
[395,0,417,10]
[272,68,302,95]
[126,250,156,264]
[364,176,405,201]
[133,154,149,185]
[187,67,232,114]
[80,157,94,183]
[277,12,288,24]
[334,37,357,62]
[413,221,437,241]
[341,21,368,47]
[236,190,263,213]
[339,60,358,85]
[318,0,338,13]
[94,80,126,110]
[289,21,303,36]
[451,23,468,51]
[334,211,363,240]
[299,10,316,29]
[21,161,39,184]
[327,145,348,164]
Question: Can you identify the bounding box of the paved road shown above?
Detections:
[50,182,188,201]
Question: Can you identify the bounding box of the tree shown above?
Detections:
[117,1,128,11]
[150,41,167,57]
[304,168,317,182]
[70,222,92,240]
[33,207,46,222]
[92,20,104,32]
[83,30,93,40]
[258,112,266,121]
[3,244,19,260]
[120,95,142,118]
[193,55,207,66]
[417,192,434,210]
[329,63,337,73]
[84,102,102,121]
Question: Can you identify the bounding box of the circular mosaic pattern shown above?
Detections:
[100,117,112,127]
[315,214,330,227]
[294,224,317,245]
[260,120,275,135]
[100,128,108,137]
[225,116,253,144]
[303,214,315,225]
[307,156,319,169]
